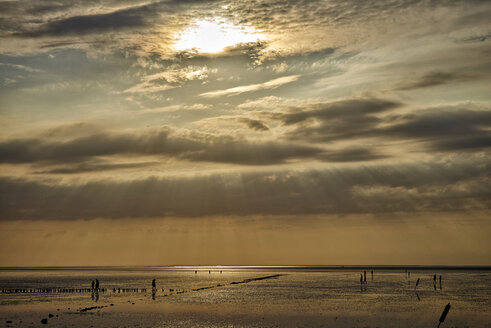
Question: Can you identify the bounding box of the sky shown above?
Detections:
[0,0,490,266]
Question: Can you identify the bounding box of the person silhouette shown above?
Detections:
[439,275,442,290]
[94,279,100,302]
[91,280,95,290]
[363,271,367,284]
[371,270,373,280]
[151,279,157,300]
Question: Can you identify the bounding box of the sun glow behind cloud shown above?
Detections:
[174,18,264,53]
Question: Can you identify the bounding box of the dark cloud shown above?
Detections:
[319,148,386,162]
[4,0,221,39]
[1,159,488,220]
[237,118,270,131]
[15,5,155,37]
[180,141,321,165]
[33,161,158,174]
[461,33,491,43]
[394,71,472,91]
[273,98,491,153]
[274,98,401,143]
[433,135,491,151]
[0,128,324,165]
[381,108,491,151]
[4,101,484,172]
[0,1,19,14]
[25,2,74,15]
[39,40,105,49]
[279,98,401,125]
[40,122,104,139]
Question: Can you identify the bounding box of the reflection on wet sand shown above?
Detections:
[0,268,489,327]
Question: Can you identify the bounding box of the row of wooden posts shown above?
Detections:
[0,287,182,294]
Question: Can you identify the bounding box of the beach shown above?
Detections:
[0,267,490,327]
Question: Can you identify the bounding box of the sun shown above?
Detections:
[174,18,263,53]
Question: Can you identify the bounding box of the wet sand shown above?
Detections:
[1,268,490,327]
[2,299,489,328]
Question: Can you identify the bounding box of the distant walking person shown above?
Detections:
[363,271,367,283]
[95,279,99,291]
[91,280,95,290]
[433,274,437,290]
[360,274,363,285]
[371,270,373,280]
[151,279,157,300]
[439,275,442,290]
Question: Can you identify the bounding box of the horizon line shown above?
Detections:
[1,264,490,271]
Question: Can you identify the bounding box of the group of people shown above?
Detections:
[433,274,443,290]
[91,279,100,291]
[91,279,100,302]
[359,270,374,285]
[90,278,157,291]
[358,270,443,291]
[359,270,373,291]
[89,278,158,301]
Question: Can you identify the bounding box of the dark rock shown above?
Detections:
[41,318,48,324]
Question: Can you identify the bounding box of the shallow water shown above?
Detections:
[0,267,490,327]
